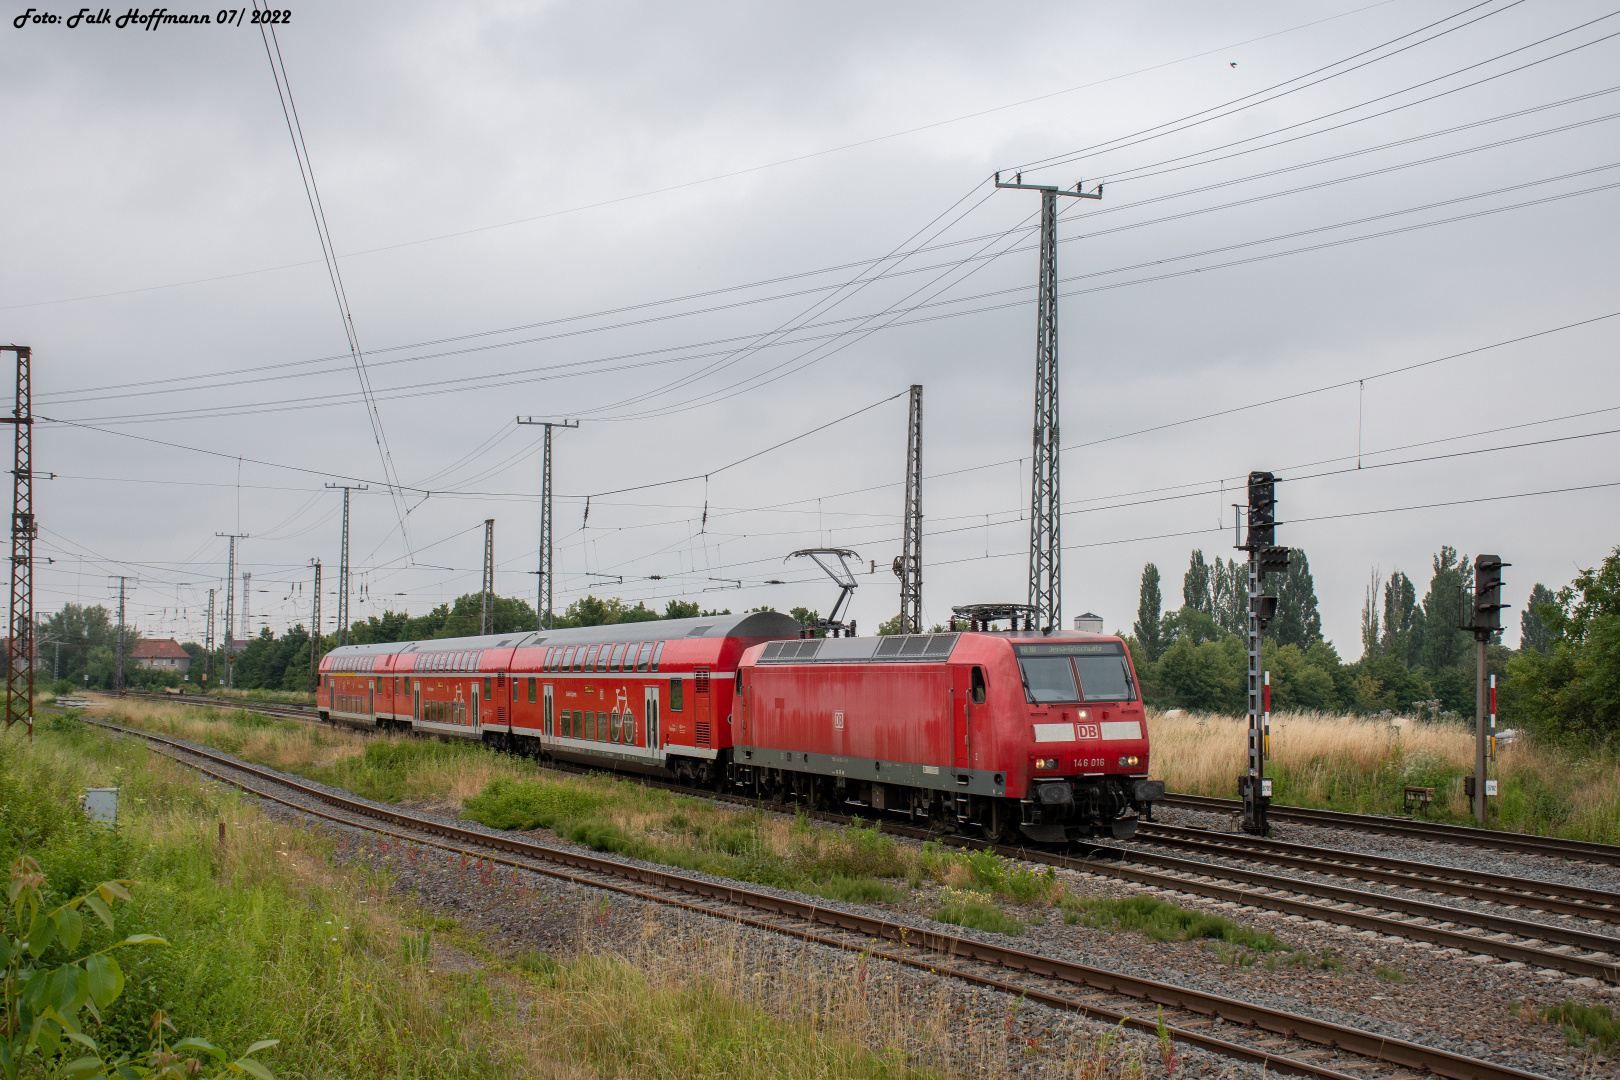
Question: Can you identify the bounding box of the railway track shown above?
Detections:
[83,715,1558,1080]
[104,693,1620,870]
[1131,823,1620,923]
[1162,792,1620,867]
[86,695,1620,981]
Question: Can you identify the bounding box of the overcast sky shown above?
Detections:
[5,0,1618,655]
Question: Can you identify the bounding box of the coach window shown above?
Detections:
[635,642,652,672]
[527,677,537,704]
[576,645,593,672]
[971,667,987,705]
[484,677,493,699]
[669,678,683,712]
[608,643,625,672]
[650,642,664,671]
[609,711,621,742]
[559,646,574,671]
[596,647,611,673]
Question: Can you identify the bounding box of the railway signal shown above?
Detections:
[1464,553,1510,823]
[1237,470,1286,836]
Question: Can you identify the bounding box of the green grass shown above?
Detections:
[1374,964,1409,984]
[306,735,506,803]
[934,900,1025,936]
[4,720,949,1079]
[460,774,614,829]
[1542,999,1619,1051]
[461,776,914,902]
[1062,894,1287,952]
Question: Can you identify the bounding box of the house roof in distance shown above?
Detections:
[130,638,190,660]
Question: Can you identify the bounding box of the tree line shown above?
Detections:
[1124,543,1620,741]
[35,591,740,694]
[36,542,1619,741]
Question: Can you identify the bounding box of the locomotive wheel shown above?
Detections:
[987,802,1021,845]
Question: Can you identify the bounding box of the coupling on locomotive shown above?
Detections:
[315,607,1164,842]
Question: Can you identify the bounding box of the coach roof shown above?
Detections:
[320,610,802,659]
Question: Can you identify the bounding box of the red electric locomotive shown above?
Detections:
[735,625,1164,841]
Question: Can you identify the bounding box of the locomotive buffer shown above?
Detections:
[1237,472,1288,836]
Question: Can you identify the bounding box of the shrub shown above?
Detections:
[460,776,610,831]
[0,855,278,1080]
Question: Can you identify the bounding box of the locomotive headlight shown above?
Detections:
[1034,758,1060,771]
[1118,755,1141,767]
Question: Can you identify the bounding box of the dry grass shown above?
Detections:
[1148,709,1620,841]
[84,693,528,805]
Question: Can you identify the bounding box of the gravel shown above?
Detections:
[121,725,1616,1079]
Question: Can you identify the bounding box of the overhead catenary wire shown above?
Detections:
[53,168,1620,428]
[43,75,1620,415]
[255,4,414,559]
[5,0,1406,316]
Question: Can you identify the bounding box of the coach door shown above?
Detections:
[543,683,554,739]
[693,667,711,747]
[413,683,420,723]
[643,685,660,755]
[471,685,481,734]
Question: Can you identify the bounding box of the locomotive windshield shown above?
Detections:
[1015,642,1136,703]
[1018,657,1079,703]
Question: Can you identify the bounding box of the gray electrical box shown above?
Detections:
[81,788,119,824]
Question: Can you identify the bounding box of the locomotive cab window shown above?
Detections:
[1018,656,1078,703]
[1074,653,1135,702]
[1013,642,1136,704]
[970,666,987,704]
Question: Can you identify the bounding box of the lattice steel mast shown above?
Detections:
[480,518,495,634]
[112,576,130,691]
[994,174,1101,630]
[307,559,321,693]
[517,417,576,630]
[215,532,247,687]
[204,588,215,687]
[893,384,924,634]
[324,483,366,646]
[2,346,34,734]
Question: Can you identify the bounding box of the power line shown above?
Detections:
[43,86,1620,414]
[256,6,413,557]
[3,0,1404,314]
